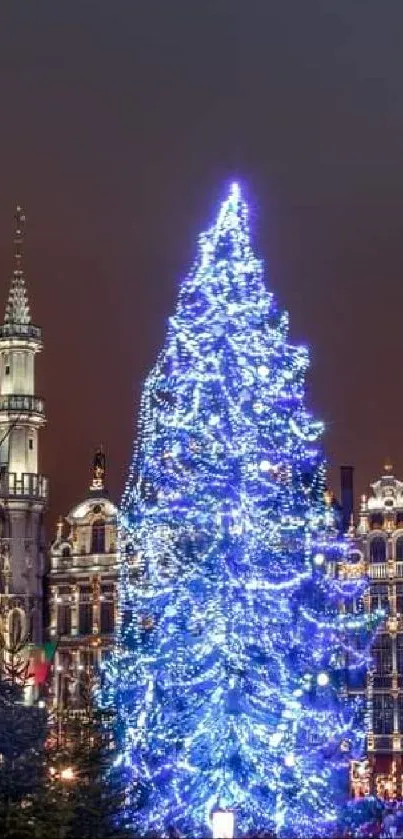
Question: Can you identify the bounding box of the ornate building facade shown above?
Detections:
[347,465,403,799]
[0,207,47,664]
[49,450,119,708]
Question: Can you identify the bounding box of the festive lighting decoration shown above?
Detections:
[212,807,235,838]
[102,183,378,837]
[60,766,75,782]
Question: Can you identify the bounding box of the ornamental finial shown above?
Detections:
[90,445,106,493]
[13,205,26,274]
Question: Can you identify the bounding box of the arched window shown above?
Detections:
[62,545,71,558]
[91,519,105,554]
[396,537,403,561]
[370,537,386,563]
[8,608,25,647]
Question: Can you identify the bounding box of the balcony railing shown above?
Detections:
[0,323,42,342]
[0,394,45,416]
[369,563,388,579]
[0,471,48,501]
[51,552,119,573]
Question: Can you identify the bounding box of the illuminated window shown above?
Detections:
[372,634,392,674]
[373,694,394,734]
[91,519,105,554]
[370,584,389,613]
[370,537,386,563]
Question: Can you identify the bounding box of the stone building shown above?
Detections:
[0,207,47,663]
[49,449,119,709]
[347,464,403,799]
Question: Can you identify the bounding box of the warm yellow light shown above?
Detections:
[60,766,75,781]
[212,809,234,838]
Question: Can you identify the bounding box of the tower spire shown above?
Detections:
[4,205,31,326]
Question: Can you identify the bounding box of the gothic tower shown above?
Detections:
[0,207,47,650]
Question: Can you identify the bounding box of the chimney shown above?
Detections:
[340,466,354,534]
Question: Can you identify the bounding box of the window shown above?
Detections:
[9,609,24,646]
[81,650,95,669]
[397,585,403,615]
[28,439,33,451]
[5,365,10,376]
[345,596,365,615]
[100,600,114,634]
[91,519,105,554]
[57,604,71,636]
[370,584,389,614]
[79,603,93,635]
[373,694,394,734]
[78,585,93,635]
[370,514,384,530]
[397,537,403,561]
[398,696,403,733]
[370,537,386,563]
[397,635,403,674]
[372,634,392,675]
[62,546,71,558]
[30,609,41,644]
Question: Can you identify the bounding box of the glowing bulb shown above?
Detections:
[270,731,283,747]
[313,552,325,566]
[60,766,75,781]
[260,460,272,472]
[258,364,269,378]
[212,809,234,839]
[317,672,329,687]
[284,753,295,767]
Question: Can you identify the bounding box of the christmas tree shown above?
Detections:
[104,184,376,837]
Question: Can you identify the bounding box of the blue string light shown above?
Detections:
[102,183,377,837]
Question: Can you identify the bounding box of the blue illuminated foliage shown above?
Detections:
[103,184,377,837]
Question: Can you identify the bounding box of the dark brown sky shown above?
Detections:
[0,0,402,530]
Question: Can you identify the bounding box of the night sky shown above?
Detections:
[0,1,402,530]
